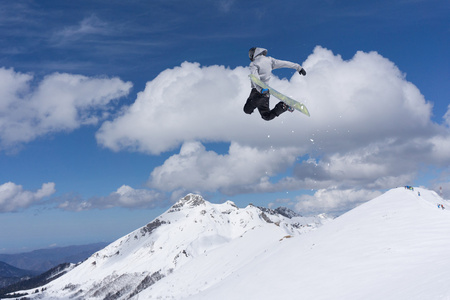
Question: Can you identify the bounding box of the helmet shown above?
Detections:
[249,47,267,61]
[249,47,256,61]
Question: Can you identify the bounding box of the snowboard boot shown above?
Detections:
[273,101,292,116]
[282,102,294,112]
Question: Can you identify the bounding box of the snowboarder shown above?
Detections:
[244,47,306,121]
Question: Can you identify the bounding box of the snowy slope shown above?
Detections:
[17,188,450,300]
[21,194,327,300]
[179,187,450,300]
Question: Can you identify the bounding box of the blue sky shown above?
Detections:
[0,0,449,253]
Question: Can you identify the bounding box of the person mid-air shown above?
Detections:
[244,47,306,121]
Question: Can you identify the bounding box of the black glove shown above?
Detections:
[299,68,306,76]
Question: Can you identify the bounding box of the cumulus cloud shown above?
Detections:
[0,182,56,212]
[292,140,427,189]
[0,67,132,149]
[97,46,439,155]
[97,47,450,206]
[148,141,298,195]
[96,62,255,154]
[58,185,167,211]
[95,46,449,213]
[295,188,383,216]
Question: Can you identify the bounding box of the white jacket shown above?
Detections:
[249,47,302,91]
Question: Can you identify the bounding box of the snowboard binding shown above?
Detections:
[282,102,295,112]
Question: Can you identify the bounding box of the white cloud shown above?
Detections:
[0,67,132,149]
[148,141,299,194]
[0,182,55,212]
[96,62,255,154]
[296,47,435,151]
[97,46,438,154]
[292,140,425,188]
[295,188,383,216]
[96,46,449,200]
[58,185,166,211]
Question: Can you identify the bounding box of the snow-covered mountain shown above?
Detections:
[182,187,450,300]
[13,188,450,299]
[16,194,328,299]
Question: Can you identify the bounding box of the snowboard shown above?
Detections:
[249,74,310,117]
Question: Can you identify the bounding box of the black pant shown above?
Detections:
[243,88,287,121]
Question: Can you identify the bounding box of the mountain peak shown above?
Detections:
[169,193,206,212]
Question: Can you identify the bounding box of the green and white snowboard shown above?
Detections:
[249,74,310,117]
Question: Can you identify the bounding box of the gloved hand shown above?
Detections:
[261,88,269,94]
[299,68,306,76]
